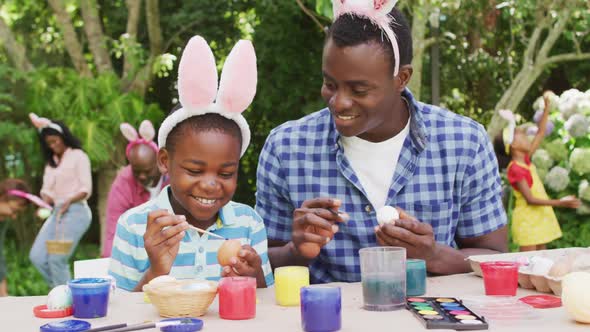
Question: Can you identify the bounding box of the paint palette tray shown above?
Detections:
[406,297,488,330]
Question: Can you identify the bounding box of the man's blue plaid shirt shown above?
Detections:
[255,89,507,283]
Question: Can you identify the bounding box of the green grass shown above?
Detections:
[4,239,99,296]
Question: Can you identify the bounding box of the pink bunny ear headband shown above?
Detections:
[157,36,257,157]
[7,190,52,210]
[29,113,63,134]
[120,120,159,158]
[333,0,401,77]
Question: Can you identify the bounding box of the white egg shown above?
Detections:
[562,272,590,323]
[47,285,72,310]
[181,283,211,291]
[376,206,399,226]
[529,256,554,275]
[148,275,177,285]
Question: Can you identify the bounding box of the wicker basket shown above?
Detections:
[143,279,218,317]
[45,240,73,255]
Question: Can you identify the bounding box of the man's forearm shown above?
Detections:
[268,242,313,270]
[426,244,504,275]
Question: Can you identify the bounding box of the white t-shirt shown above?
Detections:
[145,176,163,200]
[340,116,410,210]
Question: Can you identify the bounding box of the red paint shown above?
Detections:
[519,295,562,309]
[218,277,256,320]
[407,297,426,302]
[450,310,471,315]
[480,261,519,296]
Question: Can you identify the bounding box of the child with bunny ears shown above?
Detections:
[109,36,274,291]
[101,120,168,258]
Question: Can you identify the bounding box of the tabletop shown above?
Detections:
[2,273,587,331]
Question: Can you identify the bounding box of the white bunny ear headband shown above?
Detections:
[333,0,401,76]
[29,113,63,134]
[120,120,159,158]
[158,36,257,157]
[499,109,516,155]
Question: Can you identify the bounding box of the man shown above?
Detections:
[102,122,168,257]
[255,6,508,283]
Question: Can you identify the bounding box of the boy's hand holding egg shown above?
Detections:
[219,241,264,282]
[144,209,189,278]
[375,206,437,262]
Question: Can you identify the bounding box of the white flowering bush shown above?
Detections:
[579,180,590,202]
[564,114,589,138]
[531,149,554,170]
[543,139,569,162]
[523,89,590,248]
[570,148,590,176]
[544,166,570,192]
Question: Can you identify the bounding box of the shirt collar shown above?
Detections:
[155,185,236,227]
[327,88,428,153]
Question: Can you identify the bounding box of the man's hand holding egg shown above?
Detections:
[375,206,437,262]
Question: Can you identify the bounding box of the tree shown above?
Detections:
[488,0,590,138]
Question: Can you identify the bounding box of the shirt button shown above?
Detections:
[365,205,372,213]
[197,265,203,273]
[198,247,204,253]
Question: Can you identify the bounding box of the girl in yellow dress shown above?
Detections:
[494,92,581,252]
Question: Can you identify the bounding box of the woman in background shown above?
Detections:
[28,113,92,287]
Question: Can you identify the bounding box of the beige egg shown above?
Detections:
[562,272,590,323]
[217,239,242,266]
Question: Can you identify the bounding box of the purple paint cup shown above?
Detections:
[68,278,111,318]
[301,286,342,332]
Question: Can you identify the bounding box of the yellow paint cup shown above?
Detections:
[274,266,309,306]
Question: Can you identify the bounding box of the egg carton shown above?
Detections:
[468,247,590,296]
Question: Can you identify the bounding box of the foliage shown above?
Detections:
[25,67,163,170]
[4,236,99,296]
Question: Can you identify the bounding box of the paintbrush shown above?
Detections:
[188,224,226,240]
[92,320,184,332]
[327,208,349,221]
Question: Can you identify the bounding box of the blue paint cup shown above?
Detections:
[406,259,427,296]
[300,286,341,332]
[68,278,111,318]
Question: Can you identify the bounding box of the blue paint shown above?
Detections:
[68,278,110,319]
[40,319,91,332]
[406,259,426,296]
[301,286,341,332]
[160,318,204,332]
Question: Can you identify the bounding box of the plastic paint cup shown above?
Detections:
[300,286,341,332]
[274,266,310,306]
[68,278,111,318]
[406,259,427,296]
[359,247,406,311]
[218,277,256,320]
[480,261,519,296]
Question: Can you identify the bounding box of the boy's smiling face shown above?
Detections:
[158,129,240,227]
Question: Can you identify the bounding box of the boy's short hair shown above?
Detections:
[327,8,413,75]
[165,106,242,154]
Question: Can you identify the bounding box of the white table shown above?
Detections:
[2,273,588,331]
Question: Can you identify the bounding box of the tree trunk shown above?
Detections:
[80,0,114,73]
[126,0,163,96]
[47,0,92,77]
[407,1,432,101]
[123,0,142,79]
[96,166,118,255]
[0,16,33,71]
